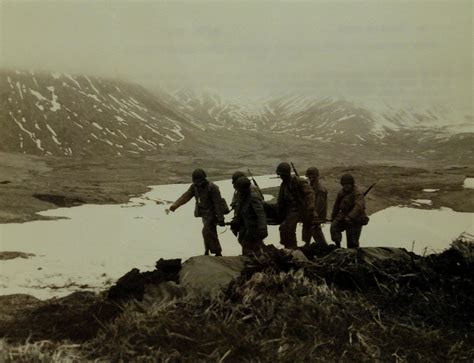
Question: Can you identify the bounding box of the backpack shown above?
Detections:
[193,183,230,217]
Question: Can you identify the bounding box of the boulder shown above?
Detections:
[179,256,247,297]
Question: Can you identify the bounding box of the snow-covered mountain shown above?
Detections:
[166,88,472,140]
[1,70,472,164]
[0,70,205,157]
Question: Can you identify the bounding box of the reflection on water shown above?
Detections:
[0,175,472,299]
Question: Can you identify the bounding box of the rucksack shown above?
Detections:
[193,183,230,217]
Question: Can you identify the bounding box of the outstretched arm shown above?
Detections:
[170,185,194,211]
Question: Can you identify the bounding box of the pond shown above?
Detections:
[0,175,472,299]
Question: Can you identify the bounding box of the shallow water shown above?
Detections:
[0,175,472,299]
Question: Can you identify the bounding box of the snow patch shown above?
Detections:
[463,178,474,189]
[15,82,24,99]
[92,122,103,130]
[85,75,101,95]
[423,189,439,193]
[65,74,82,89]
[411,199,432,206]
[46,86,61,112]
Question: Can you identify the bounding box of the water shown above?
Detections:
[0,176,472,299]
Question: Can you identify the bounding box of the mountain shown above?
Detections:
[162,88,473,163]
[0,70,205,157]
[1,70,472,164]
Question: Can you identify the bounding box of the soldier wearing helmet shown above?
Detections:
[169,168,227,256]
[330,173,367,248]
[230,176,268,256]
[302,166,328,246]
[274,162,314,249]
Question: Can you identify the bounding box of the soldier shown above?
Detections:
[275,162,314,249]
[230,171,246,211]
[330,173,367,248]
[302,167,328,246]
[230,176,268,256]
[169,168,226,256]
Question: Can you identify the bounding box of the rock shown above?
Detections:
[179,256,247,297]
[0,251,35,260]
[290,250,309,262]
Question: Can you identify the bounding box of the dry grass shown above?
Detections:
[2,241,472,362]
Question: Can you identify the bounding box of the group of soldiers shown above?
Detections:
[168,162,369,256]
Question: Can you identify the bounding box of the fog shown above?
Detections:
[1,0,472,109]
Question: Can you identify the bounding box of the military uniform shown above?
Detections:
[302,179,328,246]
[277,175,314,249]
[330,184,367,249]
[232,178,268,256]
[170,174,225,255]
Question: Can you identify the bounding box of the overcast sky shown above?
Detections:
[1,0,472,108]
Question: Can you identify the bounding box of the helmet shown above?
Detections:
[192,168,207,183]
[231,171,246,184]
[340,173,355,185]
[234,176,251,191]
[276,162,291,176]
[306,167,319,177]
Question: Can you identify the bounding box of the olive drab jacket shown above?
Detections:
[331,186,367,224]
[171,181,225,221]
[309,180,328,224]
[233,190,268,242]
[277,176,315,218]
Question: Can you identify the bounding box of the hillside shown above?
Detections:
[0,70,204,157]
[1,70,473,164]
[1,240,472,361]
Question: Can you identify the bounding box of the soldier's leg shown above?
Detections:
[279,210,299,249]
[312,224,328,246]
[201,218,210,255]
[301,220,312,245]
[330,219,345,248]
[347,225,362,248]
[202,217,222,255]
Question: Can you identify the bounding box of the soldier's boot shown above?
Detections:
[215,251,222,257]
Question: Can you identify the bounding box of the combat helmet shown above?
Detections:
[276,162,291,176]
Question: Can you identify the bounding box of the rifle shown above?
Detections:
[247,169,265,200]
[290,162,300,177]
[364,183,376,196]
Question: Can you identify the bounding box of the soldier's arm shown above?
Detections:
[170,185,194,211]
[348,192,366,220]
[210,184,225,222]
[331,192,343,220]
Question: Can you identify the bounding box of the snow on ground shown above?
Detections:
[463,178,474,189]
[85,75,101,95]
[423,189,439,193]
[46,86,61,112]
[0,175,472,300]
[92,122,103,130]
[411,199,432,205]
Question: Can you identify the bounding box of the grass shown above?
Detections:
[1,240,473,362]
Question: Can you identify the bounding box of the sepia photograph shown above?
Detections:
[0,0,472,361]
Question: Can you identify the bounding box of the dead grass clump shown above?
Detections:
[84,260,472,362]
[0,339,83,362]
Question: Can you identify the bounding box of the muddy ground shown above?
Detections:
[0,151,473,224]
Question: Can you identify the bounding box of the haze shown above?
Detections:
[1,0,472,109]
